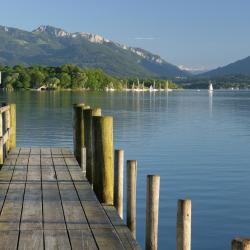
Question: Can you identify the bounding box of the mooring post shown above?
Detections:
[127,160,137,239]
[146,175,160,250]
[0,110,3,165]
[232,238,250,250]
[93,116,114,204]
[1,103,7,158]
[9,104,16,150]
[73,103,86,164]
[114,149,124,219]
[177,199,192,250]
[83,108,102,186]
[81,147,86,173]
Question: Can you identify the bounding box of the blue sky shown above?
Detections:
[1,0,249,70]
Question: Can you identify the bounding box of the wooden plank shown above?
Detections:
[61,148,74,156]
[41,157,53,167]
[103,205,141,250]
[9,147,20,155]
[42,182,66,230]
[69,229,98,249]
[57,181,89,230]
[64,157,79,166]
[41,148,51,155]
[20,161,43,231]
[30,148,41,155]
[44,230,71,250]
[53,157,66,166]
[0,165,27,230]
[51,148,62,155]
[0,230,19,249]
[19,148,31,155]
[91,227,125,249]
[28,155,40,166]
[16,156,29,166]
[18,230,44,250]
[0,165,15,214]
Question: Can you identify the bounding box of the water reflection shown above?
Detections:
[2,90,250,250]
[208,91,213,116]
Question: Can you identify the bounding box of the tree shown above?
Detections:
[30,71,45,88]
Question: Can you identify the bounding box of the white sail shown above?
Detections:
[208,83,213,92]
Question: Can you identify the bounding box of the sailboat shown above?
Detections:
[149,80,158,92]
[208,82,213,93]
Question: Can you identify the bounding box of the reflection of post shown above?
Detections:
[208,92,213,116]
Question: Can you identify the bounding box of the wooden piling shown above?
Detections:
[73,103,85,164]
[114,149,124,219]
[1,103,7,158]
[9,104,16,150]
[232,238,250,250]
[0,111,3,165]
[127,160,137,239]
[83,108,102,186]
[177,199,192,250]
[92,116,114,204]
[81,147,86,173]
[146,175,160,250]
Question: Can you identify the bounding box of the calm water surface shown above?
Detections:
[1,90,250,250]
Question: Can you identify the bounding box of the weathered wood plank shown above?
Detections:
[0,230,19,249]
[28,155,40,166]
[41,148,51,155]
[0,165,27,230]
[19,148,31,155]
[44,230,71,250]
[61,148,74,156]
[18,230,44,250]
[20,182,42,230]
[0,147,140,250]
[69,229,98,249]
[30,148,41,155]
[103,205,141,250]
[9,147,20,155]
[42,182,66,230]
[51,148,62,155]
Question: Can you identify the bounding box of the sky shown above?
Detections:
[0,0,250,70]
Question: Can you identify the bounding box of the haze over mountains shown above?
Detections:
[0,25,188,77]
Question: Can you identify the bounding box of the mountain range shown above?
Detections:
[200,56,250,77]
[0,25,249,78]
[0,25,188,77]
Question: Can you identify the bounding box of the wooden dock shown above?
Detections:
[0,147,140,249]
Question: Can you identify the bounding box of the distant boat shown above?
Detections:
[208,82,213,92]
[149,81,158,92]
[105,82,115,92]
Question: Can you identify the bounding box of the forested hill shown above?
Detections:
[0,25,188,78]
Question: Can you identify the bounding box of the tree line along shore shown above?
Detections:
[0,64,179,91]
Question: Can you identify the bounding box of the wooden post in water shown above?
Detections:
[93,116,114,204]
[146,175,160,250]
[9,104,16,150]
[81,147,86,173]
[127,160,137,239]
[232,238,250,250]
[177,199,192,250]
[0,111,3,165]
[73,103,85,164]
[114,149,124,219]
[1,103,7,158]
[83,108,101,185]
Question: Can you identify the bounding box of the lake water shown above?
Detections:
[1,90,250,249]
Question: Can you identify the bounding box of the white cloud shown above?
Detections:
[134,37,157,40]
